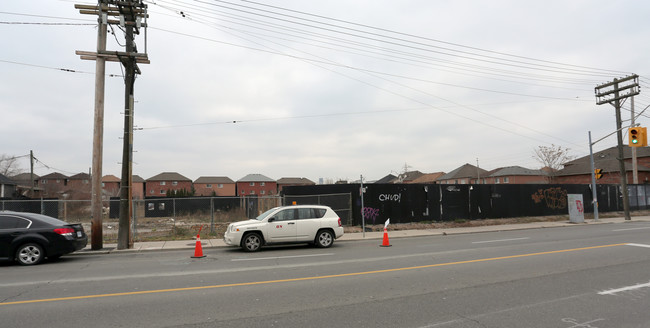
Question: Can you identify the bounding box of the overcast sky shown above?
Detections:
[2,0,649,183]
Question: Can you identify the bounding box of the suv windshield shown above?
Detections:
[255,208,278,221]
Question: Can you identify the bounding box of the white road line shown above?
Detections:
[612,226,650,232]
[598,281,650,295]
[626,243,650,248]
[472,237,530,244]
[231,253,334,261]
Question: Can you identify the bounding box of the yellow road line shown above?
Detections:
[0,243,627,306]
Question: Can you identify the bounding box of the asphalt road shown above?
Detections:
[2,221,650,328]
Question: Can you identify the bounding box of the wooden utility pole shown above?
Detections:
[77,1,149,249]
[595,75,640,221]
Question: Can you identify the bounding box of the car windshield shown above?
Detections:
[255,208,278,221]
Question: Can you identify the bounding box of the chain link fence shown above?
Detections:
[0,193,352,243]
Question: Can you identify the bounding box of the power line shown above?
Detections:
[0,59,123,77]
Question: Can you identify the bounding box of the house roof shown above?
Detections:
[238,174,275,183]
[133,175,145,183]
[69,173,90,180]
[408,172,446,184]
[194,176,235,184]
[563,146,650,166]
[147,172,191,182]
[557,146,650,176]
[488,166,547,177]
[374,174,397,184]
[277,177,315,185]
[40,172,68,180]
[102,175,120,183]
[11,172,40,181]
[0,174,16,185]
[438,164,489,180]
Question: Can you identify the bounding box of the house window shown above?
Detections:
[250,190,255,195]
[496,178,500,184]
[172,181,178,186]
[41,180,47,184]
[83,179,89,184]
[150,189,154,194]
[102,182,105,187]
[261,190,266,195]
[160,190,166,194]
[206,184,212,188]
[260,182,265,186]
[249,182,255,186]
[56,179,61,183]
[504,177,510,183]
[241,190,245,195]
[160,181,166,186]
[217,184,223,188]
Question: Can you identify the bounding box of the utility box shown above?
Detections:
[568,194,585,223]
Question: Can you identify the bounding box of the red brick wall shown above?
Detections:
[194,183,236,196]
[236,182,278,196]
[147,181,193,196]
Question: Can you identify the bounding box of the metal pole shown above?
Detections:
[632,95,638,184]
[360,175,365,238]
[589,131,599,221]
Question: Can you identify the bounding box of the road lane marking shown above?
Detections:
[598,281,650,295]
[232,253,334,261]
[472,237,530,244]
[612,226,650,232]
[626,243,650,248]
[0,243,627,306]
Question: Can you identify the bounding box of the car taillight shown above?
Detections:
[54,228,75,236]
[338,218,342,227]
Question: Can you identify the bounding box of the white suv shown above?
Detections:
[224,205,344,252]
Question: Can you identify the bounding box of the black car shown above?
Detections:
[0,211,88,265]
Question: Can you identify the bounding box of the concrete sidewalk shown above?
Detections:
[76,216,650,254]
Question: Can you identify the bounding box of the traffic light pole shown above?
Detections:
[588,131,599,221]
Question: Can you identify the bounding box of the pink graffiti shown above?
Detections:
[363,207,380,224]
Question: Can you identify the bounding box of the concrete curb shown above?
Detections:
[73,216,650,255]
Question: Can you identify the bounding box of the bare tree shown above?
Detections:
[533,145,574,182]
[0,154,23,177]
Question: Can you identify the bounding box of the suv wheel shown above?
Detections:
[315,230,334,248]
[242,232,263,252]
[16,243,44,265]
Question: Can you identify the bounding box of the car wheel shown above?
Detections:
[16,243,44,266]
[242,232,262,252]
[315,230,334,248]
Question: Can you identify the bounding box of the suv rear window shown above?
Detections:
[296,208,327,220]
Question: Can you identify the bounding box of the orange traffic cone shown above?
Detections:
[380,227,392,247]
[191,233,206,258]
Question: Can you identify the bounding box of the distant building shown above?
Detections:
[555,146,650,184]
[146,172,192,196]
[0,174,17,198]
[277,177,315,193]
[193,176,236,196]
[67,173,91,199]
[437,164,489,184]
[38,172,68,198]
[484,166,548,184]
[237,174,277,196]
[407,172,445,184]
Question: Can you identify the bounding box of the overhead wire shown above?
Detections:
[146,5,586,147]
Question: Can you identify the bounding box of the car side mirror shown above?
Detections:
[268,217,276,222]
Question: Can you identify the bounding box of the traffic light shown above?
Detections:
[629,127,648,147]
[594,169,603,180]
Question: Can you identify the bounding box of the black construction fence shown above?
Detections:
[283,183,647,226]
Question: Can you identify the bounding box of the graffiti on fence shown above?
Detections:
[531,187,568,209]
[363,207,380,224]
[379,193,402,203]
